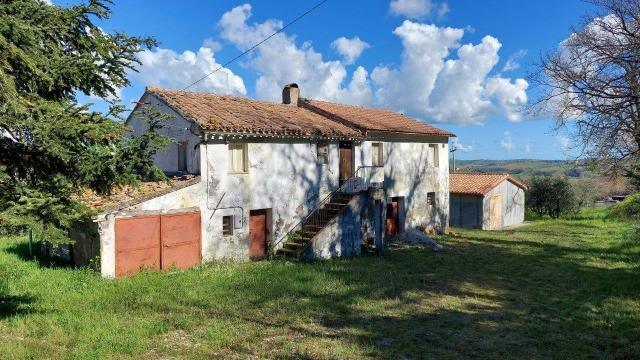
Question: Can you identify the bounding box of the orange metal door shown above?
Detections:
[115,215,161,277]
[386,200,398,236]
[249,210,267,259]
[160,211,201,270]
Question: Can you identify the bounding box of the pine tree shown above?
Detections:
[0,0,169,243]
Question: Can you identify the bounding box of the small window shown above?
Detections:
[177,142,187,172]
[427,192,435,206]
[429,144,439,168]
[222,215,234,236]
[228,143,248,173]
[372,143,383,166]
[317,141,329,165]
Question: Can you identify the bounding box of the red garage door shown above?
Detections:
[115,210,201,278]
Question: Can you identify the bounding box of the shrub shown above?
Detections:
[526,176,577,218]
[608,193,640,221]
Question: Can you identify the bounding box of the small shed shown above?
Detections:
[449,173,527,230]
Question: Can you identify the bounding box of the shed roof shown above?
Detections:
[80,175,201,213]
[450,173,528,196]
[143,86,454,139]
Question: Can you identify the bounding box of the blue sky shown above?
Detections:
[59,0,595,160]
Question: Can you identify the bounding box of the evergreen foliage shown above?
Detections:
[526,176,577,219]
[0,0,168,243]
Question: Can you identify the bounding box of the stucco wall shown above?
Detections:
[358,137,450,233]
[126,93,201,175]
[482,180,525,230]
[200,135,450,261]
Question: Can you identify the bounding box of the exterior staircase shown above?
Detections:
[275,192,354,260]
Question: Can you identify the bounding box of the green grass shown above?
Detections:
[1,207,639,359]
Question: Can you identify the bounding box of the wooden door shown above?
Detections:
[339,141,354,184]
[249,209,268,259]
[489,195,502,229]
[386,199,399,236]
[160,211,201,270]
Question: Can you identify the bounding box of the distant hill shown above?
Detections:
[454,159,590,179]
[453,159,633,198]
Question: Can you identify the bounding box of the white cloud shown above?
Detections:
[524,143,532,152]
[557,135,571,151]
[390,0,432,19]
[129,4,526,126]
[331,37,370,65]
[218,4,371,104]
[437,2,450,17]
[502,49,527,72]
[451,138,472,152]
[372,21,528,124]
[500,131,515,151]
[133,46,246,95]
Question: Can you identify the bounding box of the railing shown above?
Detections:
[269,165,383,258]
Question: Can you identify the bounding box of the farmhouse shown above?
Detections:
[74,84,455,277]
[449,173,527,230]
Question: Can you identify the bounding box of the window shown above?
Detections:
[427,192,435,206]
[177,142,187,172]
[429,144,439,168]
[317,141,329,164]
[222,215,234,236]
[228,143,248,173]
[372,143,383,166]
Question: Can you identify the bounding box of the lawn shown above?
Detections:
[1,207,639,359]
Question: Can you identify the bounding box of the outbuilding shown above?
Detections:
[449,173,527,230]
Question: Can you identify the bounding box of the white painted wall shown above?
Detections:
[126,94,201,175]
[482,180,525,230]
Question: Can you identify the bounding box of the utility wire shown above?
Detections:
[180,0,328,92]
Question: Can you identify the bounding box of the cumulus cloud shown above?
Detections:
[390,0,432,19]
[500,131,515,151]
[132,3,526,126]
[524,143,532,153]
[372,21,528,124]
[331,37,370,64]
[218,4,372,104]
[133,45,246,95]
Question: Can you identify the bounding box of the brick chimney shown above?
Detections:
[282,83,299,106]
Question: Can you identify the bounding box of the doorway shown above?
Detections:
[339,141,354,185]
[249,209,269,259]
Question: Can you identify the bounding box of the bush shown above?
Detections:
[608,193,640,221]
[526,176,577,218]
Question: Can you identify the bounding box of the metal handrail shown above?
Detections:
[269,165,383,258]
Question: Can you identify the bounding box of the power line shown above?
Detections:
[180,0,328,92]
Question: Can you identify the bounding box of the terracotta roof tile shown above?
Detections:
[302,99,455,137]
[79,175,201,213]
[450,173,528,196]
[146,87,361,139]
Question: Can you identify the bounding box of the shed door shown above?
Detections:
[249,209,268,259]
[489,195,502,229]
[115,210,201,277]
[339,141,354,184]
[161,211,201,270]
[115,215,161,278]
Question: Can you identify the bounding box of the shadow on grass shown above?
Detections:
[0,293,36,319]
[5,241,73,269]
[193,233,640,358]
